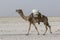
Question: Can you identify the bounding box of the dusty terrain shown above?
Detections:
[0,17,60,40]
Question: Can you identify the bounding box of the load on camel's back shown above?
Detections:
[31,9,41,24]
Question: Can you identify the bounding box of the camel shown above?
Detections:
[16,9,52,35]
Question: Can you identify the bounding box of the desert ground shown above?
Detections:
[0,17,60,40]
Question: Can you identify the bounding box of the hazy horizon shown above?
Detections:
[0,0,60,17]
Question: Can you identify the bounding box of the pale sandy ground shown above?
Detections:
[0,17,60,40]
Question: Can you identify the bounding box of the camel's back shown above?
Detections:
[40,15,48,22]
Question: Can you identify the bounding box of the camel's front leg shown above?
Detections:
[32,23,40,35]
[43,25,48,35]
[26,22,31,35]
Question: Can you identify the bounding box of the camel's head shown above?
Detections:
[16,9,23,13]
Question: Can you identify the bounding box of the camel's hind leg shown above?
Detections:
[43,22,52,35]
[47,23,52,34]
[32,23,40,35]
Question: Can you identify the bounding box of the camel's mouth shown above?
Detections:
[16,10,17,12]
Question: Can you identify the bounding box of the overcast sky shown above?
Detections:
[0,0,60,17]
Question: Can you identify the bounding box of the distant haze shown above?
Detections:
[0,0,60,17]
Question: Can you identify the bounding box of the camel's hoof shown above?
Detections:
[50,32,52,34]
[43,34,45,35]
[38,34,40,35]
[26,34,29,36]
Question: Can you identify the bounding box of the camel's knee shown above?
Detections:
[46,23,51,28]
[35,26,38,30]
[48,25,51,28]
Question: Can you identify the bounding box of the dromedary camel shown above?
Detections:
[16,9,52,35]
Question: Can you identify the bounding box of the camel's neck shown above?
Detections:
[19,12,28,21]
